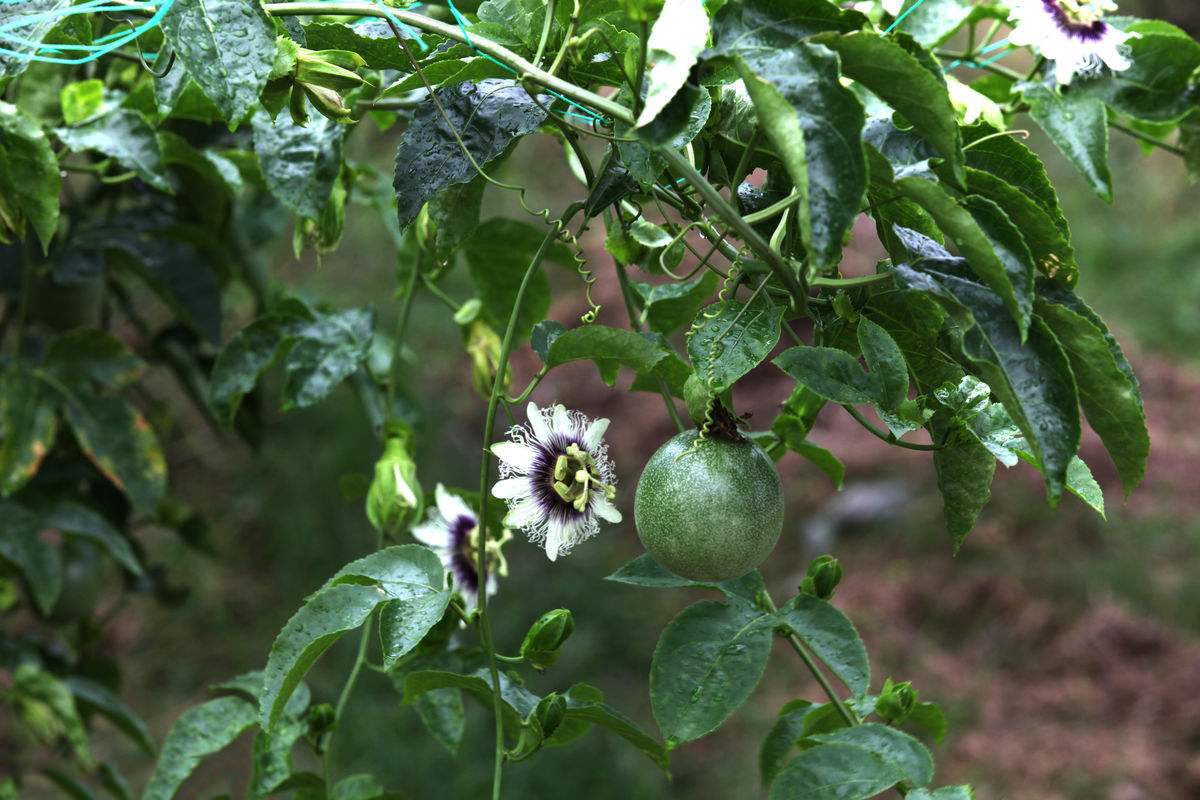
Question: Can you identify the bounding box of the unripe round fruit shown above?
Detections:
[634,430,784,581]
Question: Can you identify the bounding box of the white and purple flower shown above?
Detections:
[412,483,510,607]
[1007,0,1139,85]
[490,402,622,561]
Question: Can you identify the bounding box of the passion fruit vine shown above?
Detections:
[634,404,784,582]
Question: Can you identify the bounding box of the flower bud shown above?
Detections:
[296,49,367,91]
[301,82,353,121]
[532,691,567,738]
[519,608,575,671]
[366,424,423,537]
[875,678,918,724]
[463,319,509,399]
[800,555,843,600]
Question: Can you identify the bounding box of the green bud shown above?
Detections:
[875,678,918,724]
[532,692,567,738]
[519,608,575,671]
[365,424,423,537]
[296,48,367,91]
[463,319,509,399]
[270,35,300,80]
[301,82,353,121]
[453,297,483,326]
[832,291,858,322]
[303,702,336,748]
[801,555,843,600]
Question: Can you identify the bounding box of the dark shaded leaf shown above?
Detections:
[142,696,258,800]
[393,79,547,229]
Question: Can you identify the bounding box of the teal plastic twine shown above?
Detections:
[1,0,174,64]
[882,1,1014,72]
[444,0,607,125]
[0,0,428,65]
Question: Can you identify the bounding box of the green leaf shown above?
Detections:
[760,706,811,788]
[379,587,452,670]
[964,167,1076,286]
[811,32,965,185]
[932,420,995,551]
[262,545,445,729]
[650,600,774,746]
[688,295,785,395]
[393,79,547,229]
[248,684,310,799]
[40,502,143,575]
[464,219,570,345]
[962,122,1070,240]
[773,346,881,406]
[0,101,60,250]
[161,0,277,125]
[60,79,105,125]
[44,329,146,389]
[251,109,344,220]
[606,554,766,606]
[59,389,167,514]
[556,686,670,771]
[55,109,172,192]
[620,82,712,187]
[0,499,62,614]
[734,41,866,268]
[633,272,719,335]
[208,304,373,425]
[0,367,58,495]
[769,742,904,800]
[303,20,411,69]
[142,695,258,800]
[260,583,381,730]
[889,0,972,47]
[1035,293,1148,496]
[774,593,869,695]
[427,176,486,261]
[894,262,1080,502]
[810,723,934,787]
[857,318,908,411]
[776,436,845,489]
[66,677,155,757]
[864,289,960,392]
[42,769,96,800]
[635,0,709,128]
[545,325,670,383]
[1024,85,1112,203]
[895,178,1033,337]
[414,685,465,754]
[1077,20,1200,122]
[710,0,863,54]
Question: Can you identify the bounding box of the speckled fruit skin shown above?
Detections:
[634,430,784,581]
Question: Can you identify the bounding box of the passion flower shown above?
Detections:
[412,484,510,608]
[491,402,622,561]
[1007,0,1139,85]
[634,428,784,582]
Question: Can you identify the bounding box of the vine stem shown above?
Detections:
[842,404,940,452]
[476,210,578,800]
[265,4,631,122]
[611,256,687,433]
[759,592,860,728]
[1109,121,1187,157]
[655,147,810,315]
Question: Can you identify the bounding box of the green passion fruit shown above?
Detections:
[634,430,784,581]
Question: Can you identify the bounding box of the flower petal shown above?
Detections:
[552,404,572,436]
[503,497,542,529]
[491,442,535,472]
[412,519,451,548]
[591,493,623,524]
[491,477,531,500]
[436,483,474,523]
[544,517,566,561]
[527,402,551,443]
[582,417,610,451]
